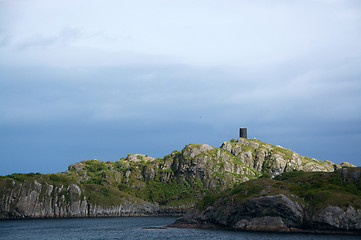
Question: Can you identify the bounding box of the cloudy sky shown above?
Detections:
[1,0,360,175]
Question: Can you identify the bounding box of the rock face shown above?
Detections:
[0,180,166,218]
[220,138,337,176]
[0,138,355,219]
[309,206,361,230]
[173,194,361,233]
[173,194,304,231]
[171,168,361,234]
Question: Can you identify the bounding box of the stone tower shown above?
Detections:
[240,128,247,139]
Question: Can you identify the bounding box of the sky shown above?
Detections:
[0,0,360,175]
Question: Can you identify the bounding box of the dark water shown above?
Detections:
[0,217,359,240]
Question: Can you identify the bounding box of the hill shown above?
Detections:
[0,138,355,218]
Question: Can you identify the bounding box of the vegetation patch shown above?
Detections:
[196,168,361,211]
[196,190,222,210]
[83,184,131,206]
[47,173,73,185]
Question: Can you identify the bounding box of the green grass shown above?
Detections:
[83,184,134,206]
[7,172,42,182]
[114,160,128,172]
[196,190,222,210]
[47,173,74,185]
[212,169,361,210]
[84,160,110,172]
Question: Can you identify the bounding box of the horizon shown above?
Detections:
[1,0,361,175]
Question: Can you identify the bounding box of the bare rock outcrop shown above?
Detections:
[0,179,172,218]
[172,194,361,233]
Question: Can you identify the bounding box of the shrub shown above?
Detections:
[8,173,39,182]
[85,160,108,172]
[49,174,71,184]
[197,191,220,209]
[274,170,305,181]
[303,191,330,206]
[260,173,272,179]
[327,173,343,185]
[114,160,127,172]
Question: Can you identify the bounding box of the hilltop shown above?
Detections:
[0,137,355,219]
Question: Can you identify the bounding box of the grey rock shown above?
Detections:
[254,148,268,171]
[245,216,290,232]
[174,193,361,233]
[124,154,155,162]
[311,206,361,230]
[269,154,287,176]
[221,142,232,153]
[143,165,156,180]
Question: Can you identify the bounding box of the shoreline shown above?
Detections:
[168,222,361,235]
[1,215,360,235]
[0,214,182,220]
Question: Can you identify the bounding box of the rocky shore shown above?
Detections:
[169,168,361,234]
[170,195,361,234]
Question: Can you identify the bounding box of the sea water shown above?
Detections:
[0,216,359,240]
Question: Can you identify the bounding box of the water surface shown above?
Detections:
[0,217,359,240]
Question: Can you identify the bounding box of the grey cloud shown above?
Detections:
[1,60,360,175]
[1,57,359,127]
[0,34,12,48]
[15,27,83,50]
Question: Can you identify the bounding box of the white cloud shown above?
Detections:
[1,0,360,67]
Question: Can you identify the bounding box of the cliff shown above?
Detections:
[171,167,361,234]
[0,138,355,219]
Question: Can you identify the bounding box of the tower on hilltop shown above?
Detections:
[240,128,247,139]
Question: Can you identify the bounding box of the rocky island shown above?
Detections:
[1,137,360,234]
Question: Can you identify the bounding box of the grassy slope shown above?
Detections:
[197,167,361,210]
[0,158,203,207]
